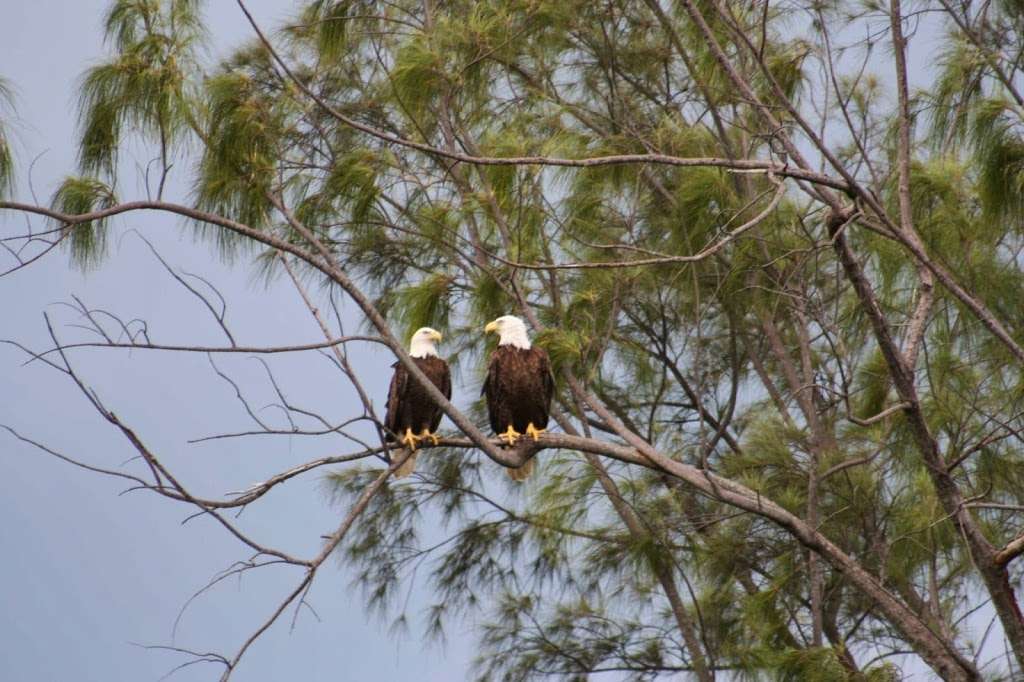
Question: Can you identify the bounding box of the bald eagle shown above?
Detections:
[384,327,451,479]
[483,315,554,481]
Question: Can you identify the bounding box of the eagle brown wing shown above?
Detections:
[431,359,452,433]
[383,361,407,441]
[482,350,504,435]
[535,346,554,426]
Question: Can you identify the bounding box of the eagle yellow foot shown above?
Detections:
[419,429,440,446]
[525,423,546,441]
[400,428,421,451]
[499,425,522,446]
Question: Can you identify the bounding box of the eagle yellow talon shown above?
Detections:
[420,429,441,446]
[525,423,546,441]
[400,428,420,451]
[499,425,522,446]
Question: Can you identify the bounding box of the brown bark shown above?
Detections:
[585,450,715,682]
[825,209,1012,678]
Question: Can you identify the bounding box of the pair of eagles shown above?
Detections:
[384,315,553,481]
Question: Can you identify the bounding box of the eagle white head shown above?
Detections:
[484,315,531,350]
[409,327,443,358]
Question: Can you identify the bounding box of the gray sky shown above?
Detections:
[0,2,475,680]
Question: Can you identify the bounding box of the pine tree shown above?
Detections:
[8,1,1024,679]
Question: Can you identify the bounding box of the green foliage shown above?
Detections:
[51,177,118,269]
[392,274,454,340]
[469,271,507,323]
[535,326,584,377]
[78,0,203,177]
[759,39,811,104]
[390,33,446,130]
[301,0,368,62]
[195,59,286,235]
[927,36,985,151]
[771,647,850,681]
[0,77,14,199]
[970,97,1024,220]
[852,348,890,421]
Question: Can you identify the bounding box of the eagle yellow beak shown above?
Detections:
[484,320,499,334]
[429,329,443,342]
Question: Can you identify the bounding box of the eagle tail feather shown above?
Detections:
[506,457,535,482]
[393,449,419,479]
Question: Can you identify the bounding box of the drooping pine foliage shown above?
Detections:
[12,0,1024,679]
[0,78,14,201]
[78,0,204,177]
[51,177,118,269]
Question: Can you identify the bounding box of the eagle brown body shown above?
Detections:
[483,346,554,435]
[384,355,451,478]
[483,344,554,480]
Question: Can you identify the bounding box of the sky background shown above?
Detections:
[0,2,478,680]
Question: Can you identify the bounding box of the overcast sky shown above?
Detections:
[0,2,477,680]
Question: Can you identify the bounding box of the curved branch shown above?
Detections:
[485,173,785,270]
[24,336,383,360]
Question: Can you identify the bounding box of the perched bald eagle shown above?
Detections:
[483,315,554,481]
[384,327,451,479]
